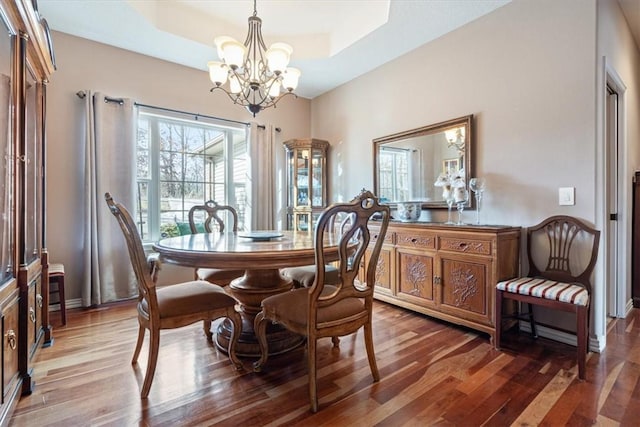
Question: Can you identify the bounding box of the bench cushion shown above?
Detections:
[496,277,589,306]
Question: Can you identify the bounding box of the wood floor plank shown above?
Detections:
[11,301,640,425]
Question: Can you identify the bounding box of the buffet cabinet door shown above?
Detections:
[395,230,438,309]
[437,253,492,326]
[436,235,494,327]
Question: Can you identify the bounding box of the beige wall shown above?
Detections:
[45,32,311,302]
[309,0,637,348]
[312,0,597,225]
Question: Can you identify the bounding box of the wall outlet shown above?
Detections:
[558,187,575,206]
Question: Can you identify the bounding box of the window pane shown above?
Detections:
[159,150,183,182]
[185,153,204,183]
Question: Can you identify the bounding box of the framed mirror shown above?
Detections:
[373,114,473,209]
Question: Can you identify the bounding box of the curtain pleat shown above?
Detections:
[82,91,137,305]
[248,123,279,230]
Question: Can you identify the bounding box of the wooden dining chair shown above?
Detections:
[188,200,245,285]
[253,189,391,412]
[280,212,351,288]
[105,193,242,398]
[495,215,600,380]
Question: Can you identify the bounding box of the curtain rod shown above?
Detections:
[135,102,250,127]
[76,90,280,131]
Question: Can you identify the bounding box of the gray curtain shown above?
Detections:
[248,123,280,230]
[81,91,136,305]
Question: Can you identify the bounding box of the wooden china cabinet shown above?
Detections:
[284,138,329,231]
[364,221,520,345]
[0,0,55,423]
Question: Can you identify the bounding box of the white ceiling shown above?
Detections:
[37,0,640,99]
[38,0,512,99]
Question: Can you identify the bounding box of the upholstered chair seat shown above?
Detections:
[281,264,339,288]
[496,277,589,306]
[141,281,238,319]
[260,286,365,329]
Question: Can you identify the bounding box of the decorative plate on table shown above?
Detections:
[238,231,284,241]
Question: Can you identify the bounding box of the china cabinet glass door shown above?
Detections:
[24,67,39,264]
[0,18,13,284]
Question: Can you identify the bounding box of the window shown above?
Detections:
[136,108,248,242]
[378,146,410,202]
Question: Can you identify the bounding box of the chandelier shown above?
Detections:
[207,0,301,117]
[445,127,466,153]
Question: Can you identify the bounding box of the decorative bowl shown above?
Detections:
[396,202,421,222]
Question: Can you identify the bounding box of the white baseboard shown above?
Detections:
[518,321,603,353]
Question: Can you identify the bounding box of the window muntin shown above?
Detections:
[136,109,248,242]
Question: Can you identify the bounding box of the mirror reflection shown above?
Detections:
[373,115,473,209]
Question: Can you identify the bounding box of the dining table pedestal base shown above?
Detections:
[214,268,305,357]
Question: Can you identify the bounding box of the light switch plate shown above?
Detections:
[558,187,575,206]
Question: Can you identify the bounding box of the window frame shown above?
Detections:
[136,107,248,243]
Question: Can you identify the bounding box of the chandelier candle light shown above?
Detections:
[208,0,301,116]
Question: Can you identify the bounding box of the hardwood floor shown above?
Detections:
[10,300,640,426]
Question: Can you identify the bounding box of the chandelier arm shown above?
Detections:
[210,86,248,105]
[267,91,297,108]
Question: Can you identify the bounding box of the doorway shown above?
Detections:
[604,65,629,319]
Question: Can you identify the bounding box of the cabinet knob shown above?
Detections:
[29,307,36,323]
[36,294,43,308]
[6,330,16,350]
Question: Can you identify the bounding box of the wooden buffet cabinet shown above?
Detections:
[0,0,56,424]
[366,221,521,344]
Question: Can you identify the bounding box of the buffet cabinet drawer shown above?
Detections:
[438,236,492,256]
[370,228,393,244]
[396,232,436,250]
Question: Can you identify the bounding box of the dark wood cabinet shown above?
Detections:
[0,0,55,422]
[367,222,520,344]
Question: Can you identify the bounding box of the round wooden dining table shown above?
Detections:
[152,230,340,357]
